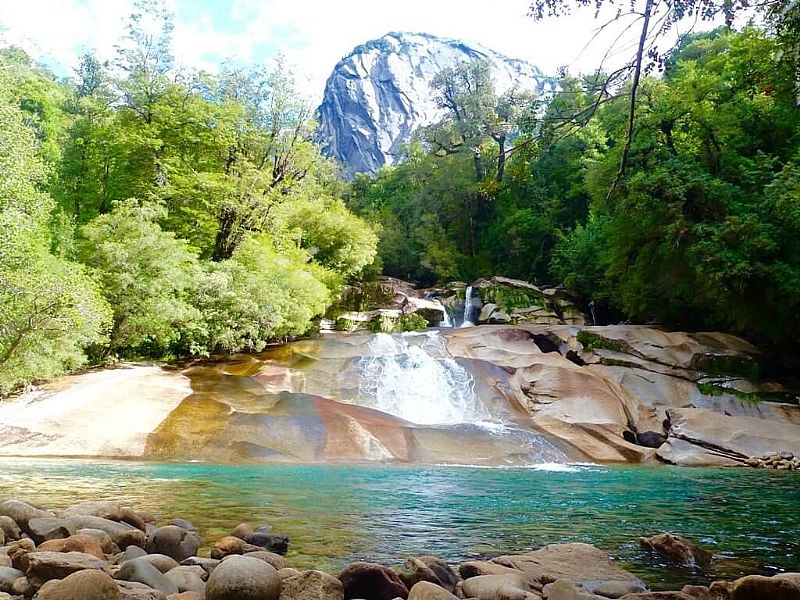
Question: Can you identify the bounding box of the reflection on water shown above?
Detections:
[0,458,798,589]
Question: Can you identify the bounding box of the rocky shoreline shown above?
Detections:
[0,499,797,600]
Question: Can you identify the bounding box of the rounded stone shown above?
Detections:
[33,570,120,600]
[206,555,281,600]
[338,562,409,600]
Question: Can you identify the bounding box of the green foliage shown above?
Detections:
[78,200,200,356]
[0,80,110,394]
[274,197,378,278]
[191,237,330,352]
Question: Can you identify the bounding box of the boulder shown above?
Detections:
[0,566,24,593]
[211,536,261,559]
[542,579,600,599]
[338,562,409,600]
[460,574,536,600]
[708,572,800,599]
[680,586,711,600]
[617,593,694,599]
[179,557,219,577]
[66,516,146,549]
[8,538,35,569]
[167,593,203,600]
[116,580,169,600]
[244,551,289,570]
[24,551,110,588]
[589,579,647,597]
[76,528,116,553]
[492,543,643,589]
[279,570,343,600]
[396,557,458,593]
[32,569,120,600]
[119,546,149,563]
[146,527,200,563]
[117,557,180,596]
[459,561,521,579]
[0,516,21,541]
[277,568,301,580]
[61,501,147,531]
[12,576,34,597]
[38,533,106,559]
[164,566,205,595]
[205,555,281,600]
[27,518,74,545]
[242,532,289,555]
[231,524,254,540]
[167,519,195,532]
[408,581,459,600]
[639,535,712,569]
[0,500,54,534]
[140,555,180,574]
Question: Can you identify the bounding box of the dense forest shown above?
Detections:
[0,4,378,394]
[347,26,800,352]
[2,1,800,395]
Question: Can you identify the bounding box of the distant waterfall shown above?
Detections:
[355,333,488,425]
[461,286,475,328]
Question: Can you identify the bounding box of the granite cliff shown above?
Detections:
[316,32,556,178]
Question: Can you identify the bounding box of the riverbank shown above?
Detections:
[0,495,798,600]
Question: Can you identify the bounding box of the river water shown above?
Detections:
[1,458,797,589]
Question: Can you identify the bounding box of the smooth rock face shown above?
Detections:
[316,32,556,178]
[338,562,409,600]
[205,555,280,600]
[0,311,797,467]
[33,569,120,600]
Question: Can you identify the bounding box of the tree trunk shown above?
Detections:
[495,135,506,182]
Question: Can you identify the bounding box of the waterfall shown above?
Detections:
[461,285,475,328]
[355,333,489,425]
[440,306,453,328]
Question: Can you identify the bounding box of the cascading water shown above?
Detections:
[351,331,567,463]
[461,286,475,328]
[355,332,488,425]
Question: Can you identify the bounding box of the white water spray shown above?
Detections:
[461,286,475,328]
[355,333,488,425]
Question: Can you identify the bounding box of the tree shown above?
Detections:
[425,60,531,183]
[190,236,330,352]
[78,200,200,356]
[0,76,109,394]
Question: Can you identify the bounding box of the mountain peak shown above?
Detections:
[316,32,555,179]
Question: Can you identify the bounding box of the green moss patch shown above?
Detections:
[690,353,761,380]
[577,331,625,353]
[482,285,546,312]
[697,381,798,404]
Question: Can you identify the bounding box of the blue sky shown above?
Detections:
[0,0,730,100]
